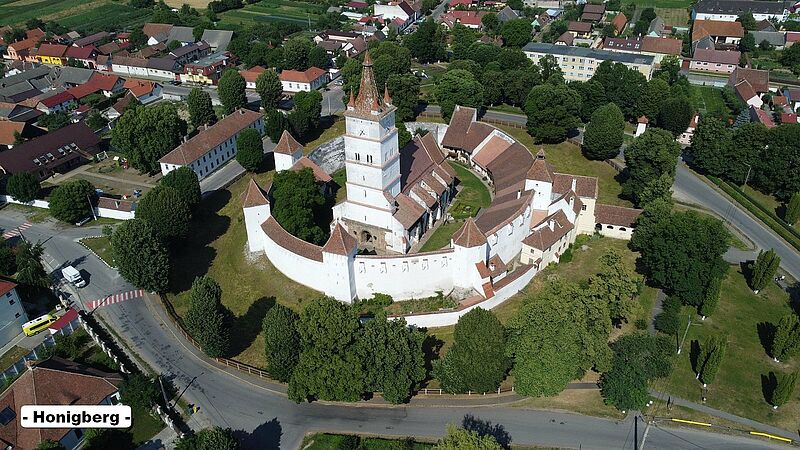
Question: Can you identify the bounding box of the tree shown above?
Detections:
[111,219,170,292]
[754,124,800,199]
[771,314,800,362]
[288,297,365,402]
[397,121,412,149]
[255,70,282,110]
[740,33,756,53]
[7,172,40,203]
[235,128,264,172]
[699,274,722,318]
[750,248,781,292]
[404,18,446,63]
[308,45,330,69]
[86,111,109,130]
[635,211,730,307]
[15,241,48,289]
[697,334,727,386]
[283,37,313,70]
[135,185,191,242]
[263,304,301,382]
[119,373,160,410]
[49,179,95,224]
[271,168,328,245]
[502,66,541,106]
[82,428,133,450]
[264,108,288,143]
[161,167,201,211]
[218,70,247,114]
[600,333,673,410]
[737,13,756,30]
[112,103,187,174]
[35,440,65,450]
[288,90,322,138]
[524,83,581,143]
[436,308,508,393]
[500,19,533,47]
[591,61,646,119]
[187,88,216,127]
[685,117,733,177]
[357,315,426,403]
[185,276,230,358]
[654,296,682,336]
[434,69,484,121]
[571,80,607,122]
[637,78,670,121]
[770,371,798,408]
[622,128,681,206]
[759,39,774,51]
[37,112,70,131]
[481,13,500,35]
[197,427,240,450]
[0,237,16,276]
[589,250,640,324]
[637,173,674,207]
[386,74,420,122]
[434,425,503,450]
[657,96,693,137]
[583,103,624,160]
[786,192,800,225]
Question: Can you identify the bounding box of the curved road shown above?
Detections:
[0,211,793,450]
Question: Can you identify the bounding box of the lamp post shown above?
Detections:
[743,162,752,187]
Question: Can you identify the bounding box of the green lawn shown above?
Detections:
[449,161,492,220]
[691,86,732,122]
[0,346,29,371]
[740,185,782,217]
[419,221,462,252]
[81,236,115,267]
[622,0,693,8]
[332,168,347,203]
[497,126,632,207]
[130,406,165,445]
[654,7,690,26]
[219,0,324,26]
[5,204,50,223]
[383,292,458,316]
[302,117,346,154]
[303,433,434,450]
[658,266,800,431]
[167,173,320,368]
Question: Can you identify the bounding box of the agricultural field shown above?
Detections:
[218,0,326,27]
[623,0,692,8]
[0,0,152,31]
[690,86,733,121]
[654,7,690,26]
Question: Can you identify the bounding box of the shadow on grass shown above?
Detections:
[421,333,444,383]
[689,339,701,374]
[227,296,276,357]
[299,115,336,146]
[169,189,232,293]
[761,372,777,405]
[757,321,776,358]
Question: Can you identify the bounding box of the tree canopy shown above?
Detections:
[111,219,170,292]
[601,333,673,410]
[263,304,301,382]
[434,69,484,121]
[49,179,96,224]
[235,128,264,172]
[111,103,187,174]
[187,88,216,127]
[218,69,247,114]
[500,19,533,47]
[622,128,681,206]
[185,276,231,358]
[583,103,624,160]
[255,69,282,110]
[271,168,328,245]
[7,172,40,203]
[524,83,581,143]
[161,167,201,211]
[288,90,322,138]
[135,185,192,242]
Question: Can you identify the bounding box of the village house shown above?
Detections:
[523,43,655,81]
[66,73,124,100]
[35,43,70,65]
[159,109,264,180]
[0,121,101,180]
[692,19,744,49]
[279,67,329,93]
[0,357,123,450]
[180,52,234,85]
[689,48,740,74]
[123,79,161,104]
[0,281,27,347]
[0,121,44,150]
[373,0,421,31]
[692,0,789,22]
[36,91,77,114]
[728,67,769,107]
[750,105,776,128]
[567,21,593,39]
[64,45,99,69]
[603,36,682,64]
[169,41,211,65]
[580,3,605,22]
[440,10,486,29]
[241,66,267,89]
[3,29,45,61]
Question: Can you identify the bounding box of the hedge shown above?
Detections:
[708,176,800,252]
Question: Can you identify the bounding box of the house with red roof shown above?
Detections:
[4,30,44,62]
[689,48,740,73]
[0,280,28,347]
[750,105,776,128]
[66,73,124,100]
[241,65,267,89]
[35,43,69,65]
[36,91,77,114]
[439,10,486,29]
[780,112,798,124]
[65,45,99,69]
[123,79,161,104]
[279,67,329,93]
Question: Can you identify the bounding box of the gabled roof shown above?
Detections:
[734,79,758,102]
[274,130,303,155]
[241,66,267,83]
[65,45,97,60]
[36,43,69,58]
[143,22,173,38]
[201,29,234,51]
[693,0,787,15]
[241,178,270,208]
[322,223,357,255]
[692,19,744,41]
[595,203,641,227]
[393,193,427,229]
[123,79,156,97]
[522,209,574,250]
[160,109,262,165]
[73,31,109,47]
[641,36,682,55]
[582,3,605,14]
[0,121,26,146]
[291,156,332,183]
[0,280,17,296]
[568,21,593,33]
[452,217,486,247]
[552,173,598,199]
[0,121,98,174]
[611,12,627,33]
[751,30,785,47]
[262,217,323,262]
[39,91,75,108]
[279,67,327,83]
[693,48,740,65]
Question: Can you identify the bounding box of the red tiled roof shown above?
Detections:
[728,67,769,93]
[0,121,26,146]
[641,36,682,55]
[123,79,155,97]
[241,66,267,83]
[452,217,486,247]
[97,196,136,212]
[552,173,598,199]
[692,48,740,65]
[472,135,513,168]
[48,308,78,331]
[36,43,68,58]
[692,19,744,41]
[65,45,97,60]
[0,280,17,296]
[734,80,758,102]
[39,91,75,108]
[160,109,262,165]
[261,217,323,261]
[582,3,605,14]
[322,223,357,255]
[595,203,641,227]
[522,209,574,250]
[568,21,593,33]
[279,67,327,83]
[393,193,427,229]
[781,113,798,124]
[291,156,332,183]
[612,12,627,33]
[241,178,270,208]
[274,130,303,155]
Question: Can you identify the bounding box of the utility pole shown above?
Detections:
[677,314,692,354]
[158,374,170,407]
[87,195,97,221]
[743,162,752,187]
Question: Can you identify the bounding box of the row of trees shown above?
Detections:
[688,118,800,201]
[262,297,427,404]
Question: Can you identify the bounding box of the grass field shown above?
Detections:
[303,434,434,450]
[497,126,633,207]
[740,185,782,217]
[658,266,800,431]
[623,0,692,8]
[691,86,732,121]
[448,161,492,220]
[0,346,29,372]
[167,172,320,367]
[218,0,325,27]
[654,7,690,26]
[81,236,115,267]
[418,221,462,252]
[0,0,151,31]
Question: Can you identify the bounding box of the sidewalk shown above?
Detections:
[649,389,797,441]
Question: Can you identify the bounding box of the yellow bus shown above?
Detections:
[22,314,56,337]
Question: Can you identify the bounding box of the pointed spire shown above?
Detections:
[347,90,355,108]
[351,49,385,115]
[363,49,373,66]
[383,84,392,105]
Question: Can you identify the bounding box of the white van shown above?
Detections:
[62,265,86,288]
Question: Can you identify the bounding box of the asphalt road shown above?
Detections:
[0,212,793,450]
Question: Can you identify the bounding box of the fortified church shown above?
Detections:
[242,53,640,324]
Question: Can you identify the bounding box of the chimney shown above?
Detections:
[517,190,521,199]
[571,178,577,192]
[489,262,496,271]
[182,135,187,143]
[548,219,554,231]
[239,109,245,115]
[569,196,574,207]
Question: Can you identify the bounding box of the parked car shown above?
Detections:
[62,265,86,288]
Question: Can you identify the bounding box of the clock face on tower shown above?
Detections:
[359,130,365,136]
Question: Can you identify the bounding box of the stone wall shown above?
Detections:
[404,122,449,145]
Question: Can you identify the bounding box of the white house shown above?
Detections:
[373,0,420,30]
[692,0,789,22]
[0,281,27,348]
[159,108,265,180]
[273,130,303,171]
[279,67,329,93]
[36,91,77,114]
